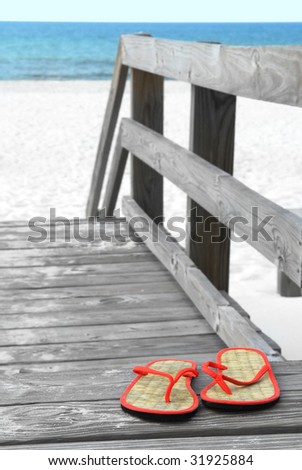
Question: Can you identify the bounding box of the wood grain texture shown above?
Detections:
[277,269,302,297]
[187,85,236,291]
[86,39,128,217]
[122,196,280,359]
[0,306,200,329]
[0,270,172,291]
[4,433,302,450]
[0,281,181,301]
[0,352,211,375]
[1,395,302,445]
[121,119,302,287]
[0,291,193,315]
[0,213,296,448]
[0,334,223,365]
[121,35,302,107]
[102,129,129,216]
[0,360,298,407]
[131,68,164,221]
[0,249,153,268]
[0,319,213,347]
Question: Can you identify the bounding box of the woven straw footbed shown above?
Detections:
[205,349,275,402]
[125,360,195,411]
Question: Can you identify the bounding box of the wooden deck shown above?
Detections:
[0,218,302,449]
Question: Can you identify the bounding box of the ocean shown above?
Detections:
[0,22,302,80]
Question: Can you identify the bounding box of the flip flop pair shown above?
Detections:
[120,348,280,416]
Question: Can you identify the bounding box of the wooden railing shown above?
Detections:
[87,35,302,355]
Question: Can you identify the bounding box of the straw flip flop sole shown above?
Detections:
[201,348,280,411]
[120,359,199,416]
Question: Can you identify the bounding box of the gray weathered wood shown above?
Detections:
[122,196,279,359]
[86,39,128,217]
[0,352,210,375]
[121,119,302,287]
[0,319,212,347]
[0,306,200,329]
[4,433,302,449]
[0,249,152,268]
[102,128,129,216]
[131,68,164,221]
[0,209,297,448]
[0,221,130,241]
[121,35,302,107]
[0,281,180,302]
[0,334,223,365]
[0,395,301,445]
[0,360,297,407]
[0,270,172,290]
[0,260,165,280]
[187,85,236,291]
[278,270,302,297]
[0,291,193,315]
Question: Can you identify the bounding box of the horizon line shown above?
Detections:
[1,20,302,24]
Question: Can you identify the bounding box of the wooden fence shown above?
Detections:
[86,35,302,352]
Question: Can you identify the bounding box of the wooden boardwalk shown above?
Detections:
[1,219,302,449]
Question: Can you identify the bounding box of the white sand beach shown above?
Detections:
[1,80,302,359]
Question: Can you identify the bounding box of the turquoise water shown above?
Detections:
[1,22,302,79]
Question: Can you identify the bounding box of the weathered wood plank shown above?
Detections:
[187,86,236,291]
[278,269,302,297]
[102,128,129,216]
[4,433,302,449]
[0,334,224,365]
[0,260,165,279]
[0,319,213,346]
[0,237,139,250]
[0,251,153,269]
[0,352,210,375]
[121,119,302,287]
[0,217,126,229]
[0,281,181,301]
[0,360,297,407]
[0,244,148,265]
[122,197,279,359]
[0,291,192,315]
[131,68,164,221]
[0,270,172,290]
[0,306,200,328]
[0,396,302,445]
[0,222,130,242]
[121,35,302,107]
[86,39,128,217]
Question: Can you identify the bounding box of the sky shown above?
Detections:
[1,0,302,22]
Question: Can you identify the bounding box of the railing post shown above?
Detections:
[277,268,302,296]
[131,69,164,222]
[186,85,236,291]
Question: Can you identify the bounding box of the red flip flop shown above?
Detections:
[201,348,280,410]
[120,359,199,415]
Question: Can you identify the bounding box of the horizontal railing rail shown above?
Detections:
[121,35,302,107]
[103,118,302,288]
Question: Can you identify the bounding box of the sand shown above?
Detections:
[0,80,302,359]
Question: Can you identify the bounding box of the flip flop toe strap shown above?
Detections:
[133,365,199,403]
[202,361,270,395]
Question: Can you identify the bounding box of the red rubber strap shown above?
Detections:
[133,365,199,403]
[202,361,270,395]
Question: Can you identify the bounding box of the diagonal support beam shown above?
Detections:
[86,40,128,217]
[122,196,281,361]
